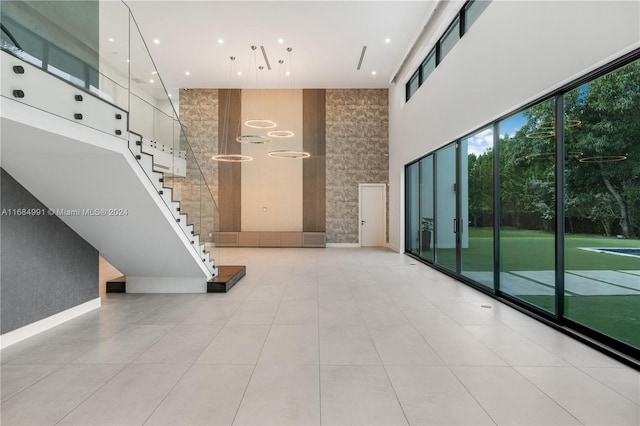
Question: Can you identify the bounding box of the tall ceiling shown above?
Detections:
[123,1,436,96]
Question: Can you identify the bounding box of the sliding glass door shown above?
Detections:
[562,61,640,348]
[460,128,494,289]
[405,162,420,256]
[404,156,435,262]
[435,144,457,272]
[419,156,435,262]
[498,98,557,314]
[407,138,495,290]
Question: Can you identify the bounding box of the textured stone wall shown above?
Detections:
[326,89,389,244]
[179,89,219,203]
[177,89,219,242]
[164,175,215,241]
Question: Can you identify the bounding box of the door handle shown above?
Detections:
[453,218,457,233]
[361,220,366,225]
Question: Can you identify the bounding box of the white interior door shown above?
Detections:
[359,184,386,247]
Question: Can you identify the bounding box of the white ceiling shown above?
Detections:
[123,1,436,96]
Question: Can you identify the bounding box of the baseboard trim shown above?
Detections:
[326,243,361,248]
[386,243,400,252]
[0,297,101,349]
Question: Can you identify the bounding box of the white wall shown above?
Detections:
[389,0,640,252]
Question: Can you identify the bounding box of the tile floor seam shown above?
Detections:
[517,365,640,423]
[372,275,448,367]
[134,297,181,324]
[52,363,128,426]
[0,306,147,366]
[347,278,411,426]
[211,278,255,329]
[64,322,172,366]
[126,323,181,365]
[577,366,640,405]
[8,327,103,367]
[489,312,578,367]
[437,325,511,368]
[315,262,323,426]
[139,322,227,424]
[190,323,226,361]
[446,366,500,426]
[0,363,66,405]
[428,307,529,368]
[225,289,253,322]
[230,263,293,426]
[140,362,197,425]
[228,350,261,425]
[510,365,586,425]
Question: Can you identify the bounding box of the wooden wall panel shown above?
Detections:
[218,89,242,231]
[302,89,326,232]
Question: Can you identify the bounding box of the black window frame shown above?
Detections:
[420,49,436,84]
[406,0,490,102]
[406,69,420,101]
[437,16,461,65]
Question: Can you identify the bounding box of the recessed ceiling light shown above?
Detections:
[108,37,114,42]
[126,59,130,63]
[372,71,377,75]
[185,71,191,76]
[285,71,290,76]
[149,79,154,83]
[153,38,160,44]
[151,71,157,75]
[218,38,224,44]
[168,94,172,97]
[237,71,242,76]
[385,38,391,43]
[278,38,284,44]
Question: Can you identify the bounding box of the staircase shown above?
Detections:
[127,132,217,277]
[1,49,218,292]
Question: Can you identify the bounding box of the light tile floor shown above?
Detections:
[1,248,639,425]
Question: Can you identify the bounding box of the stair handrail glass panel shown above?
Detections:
[0,0,220,272]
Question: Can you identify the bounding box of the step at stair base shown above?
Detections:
[106,276,126,293]
[207,265,246,293]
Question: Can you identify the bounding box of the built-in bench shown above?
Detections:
[215,232,325,247]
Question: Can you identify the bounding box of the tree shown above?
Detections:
[566,192,618,237]
[504,61,640,238]
[564,60,640,238]
[467,149,494,227]
[528,174,555,232]
[499,98,555,231]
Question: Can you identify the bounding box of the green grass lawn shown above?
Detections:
[415,228,640,348]
[520,294,640,347]
[425,229,640,272]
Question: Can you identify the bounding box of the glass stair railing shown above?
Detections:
[0,0,219,279]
